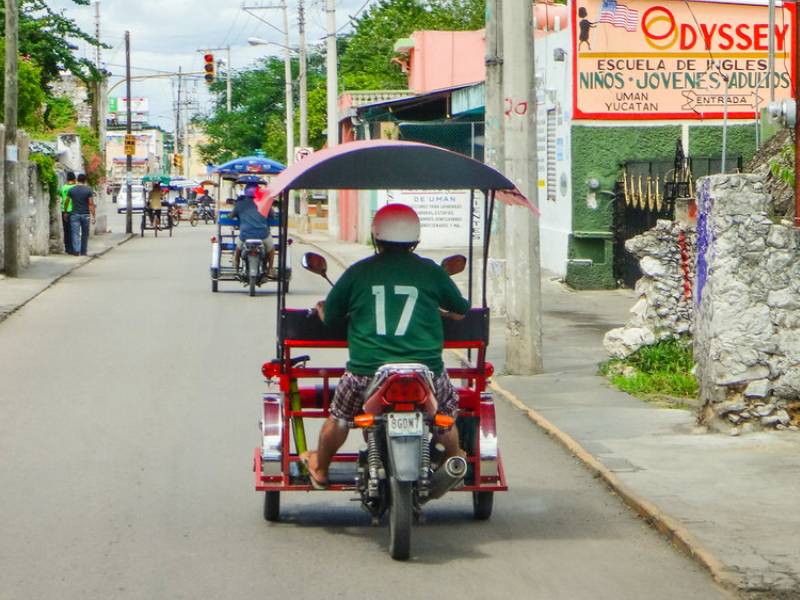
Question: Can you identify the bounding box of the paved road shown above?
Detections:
[0,221,733,600]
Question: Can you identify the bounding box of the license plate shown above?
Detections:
[387,412,424,437]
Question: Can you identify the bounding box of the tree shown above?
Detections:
[0,39,46,130]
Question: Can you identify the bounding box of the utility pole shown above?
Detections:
[183,78,191,179]
[485,0,506,312]
[124,31,133,234]
[282,4,295,168]
[325,0,339,238]
[226,46,232,112]
[175,67,182,171]
[298,0,308,147]
[503,0,543,374]
[3,0,20,275]
[241,4,294,167]
[94,1,101,68]
[297,0,310,229]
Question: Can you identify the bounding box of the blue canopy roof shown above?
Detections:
[214,155,285,176]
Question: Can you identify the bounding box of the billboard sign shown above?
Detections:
[572,0,795,119]
[376,189,483,249]
[109,97,149,113]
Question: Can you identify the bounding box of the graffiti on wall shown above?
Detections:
[695,178,714,305]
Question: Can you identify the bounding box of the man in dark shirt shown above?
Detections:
[66,174,95,256]
[229,183,274,274]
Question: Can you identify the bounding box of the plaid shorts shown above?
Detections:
[330,370,460,420]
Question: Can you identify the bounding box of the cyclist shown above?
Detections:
[302,204,470,489]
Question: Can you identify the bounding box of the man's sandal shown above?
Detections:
[300,451,329,490]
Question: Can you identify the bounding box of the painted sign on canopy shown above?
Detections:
[572,0,795,119]
[376,189,483,249]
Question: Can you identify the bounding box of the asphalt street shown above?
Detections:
[0,219,733,599]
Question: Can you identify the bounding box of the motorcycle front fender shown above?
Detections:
[386,434,422,482]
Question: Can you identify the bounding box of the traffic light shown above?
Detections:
[204,53,215,84]
[172,154,183,171]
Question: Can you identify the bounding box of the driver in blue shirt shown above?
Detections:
[230,182,275,275]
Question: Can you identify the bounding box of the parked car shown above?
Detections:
[116,184,145,213]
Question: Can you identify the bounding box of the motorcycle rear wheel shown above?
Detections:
[190,212,199,227]
[389,479,412,560]
[249,275,257,297]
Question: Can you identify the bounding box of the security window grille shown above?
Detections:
[546,109,557,202]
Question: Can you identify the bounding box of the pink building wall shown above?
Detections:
[399,4,569,94]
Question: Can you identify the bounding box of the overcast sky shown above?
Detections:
[50,0,377,132]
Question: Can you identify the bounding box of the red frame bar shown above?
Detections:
[255,338,506,493]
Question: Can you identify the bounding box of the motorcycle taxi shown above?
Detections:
[253,140,537,559]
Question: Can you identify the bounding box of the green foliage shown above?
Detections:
[43,96,77,130]
[76,125,103,189]
[16,0,104,86]
[770,142,795,188]
[0,39,47,130]
[30,151,58,203]
[600,339,699,401]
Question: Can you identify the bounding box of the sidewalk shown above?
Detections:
[300,231,800,598]
[0,230,131,324]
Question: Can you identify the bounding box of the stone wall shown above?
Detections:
[694,174,800,432]
[603,219,695,358]
[26,165,52,256]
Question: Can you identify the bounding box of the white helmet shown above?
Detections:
[372,203,420,244]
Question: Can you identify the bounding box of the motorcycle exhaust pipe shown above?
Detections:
[425,455,467,502]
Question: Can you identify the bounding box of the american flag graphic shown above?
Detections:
[599,0,639,32]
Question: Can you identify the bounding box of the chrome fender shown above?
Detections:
[210,240,220,270]
[479,393,499,479]
[260,393,283,476]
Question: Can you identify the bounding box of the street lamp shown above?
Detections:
[248,35,294,167]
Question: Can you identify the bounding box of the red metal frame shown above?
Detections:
[254,337,508,493]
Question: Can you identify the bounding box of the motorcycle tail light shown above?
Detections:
[211,236,217,243]
[384,376,428,404]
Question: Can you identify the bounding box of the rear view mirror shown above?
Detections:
[441,254,467,276]
[302,252,328,277]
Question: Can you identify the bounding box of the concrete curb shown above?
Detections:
[0,233,134,325]
[487,375,741,594]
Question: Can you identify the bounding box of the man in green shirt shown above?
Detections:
[60,172,76,254]
[303,204,470,488]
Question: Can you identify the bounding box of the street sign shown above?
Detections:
[124,134,136,156]
[295,147,313,162]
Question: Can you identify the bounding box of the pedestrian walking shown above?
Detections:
[67,174,96,256]
[60,172,77,254]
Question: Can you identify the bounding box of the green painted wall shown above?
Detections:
[566,122,760,290]
[566,125,680,289]
[688,124,758,166]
